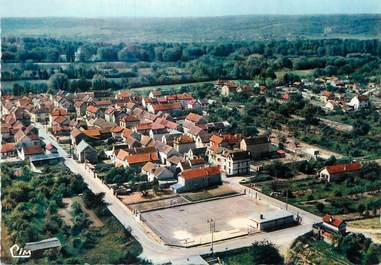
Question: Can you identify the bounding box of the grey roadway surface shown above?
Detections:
[36,123,321,264]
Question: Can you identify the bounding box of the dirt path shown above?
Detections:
[75,197,104,227]
[59,197,74,225]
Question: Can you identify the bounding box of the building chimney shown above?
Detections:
[260,214,264,220]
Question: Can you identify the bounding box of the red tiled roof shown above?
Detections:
[175,135,194,144]
[186,112,204,123]
[1,143,15,153]
[176,93,194,101]
[181,166,220,180]
[126,152,159,165]
[87,105,98,113]
[134,123,153,130]
[325,162,361,174]
[323,214,344,228]
[151,103,182,112]
[210,134,224,144]
[322,91,333,97]
[116,149,129,161]
[71,127,83,138]
[94,100,112,106]
[83,128,101,138]
[117,91,132,98]
[111,126,124,133]
[53,116,67,124]
[50,108,69,116]
[23,145,44,155]
[123,128,132,138]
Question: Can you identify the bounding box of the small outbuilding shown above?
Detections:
[250,210,295,231]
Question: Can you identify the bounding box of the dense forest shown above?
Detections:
[1,37,380,95]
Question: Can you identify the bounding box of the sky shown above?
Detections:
[0,0,380,18]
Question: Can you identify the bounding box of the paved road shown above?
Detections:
[36,123,320,264]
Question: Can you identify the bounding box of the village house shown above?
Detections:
[49,108,71,124]
[220,81,238,97]
[156,143,178,164]
[186,147,207,160]
[29,106,49,124]
[320,91,334,102]
[75,140,98,163]
[147,103,182,114]
[14,130,41,148]
[18,145,45,160]
[171,166,222,193]
[185,112,208,127]
[173,135,196,154]
[319,162,361,182]
[74,101,88,117]
[347,95,369,111]
[115,149,159,168]
[240,135,272,159]
[325,100,341,111]
[119,115,140,129]
[313,214,347,246]
[86,105,103,119]
[149,124,169,140]
[141,162,174,182]
[177,158,208,172]
[1,143,17,158]
[214,149,251,176]
[110,126,124,141]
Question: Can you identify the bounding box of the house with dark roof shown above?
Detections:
[173,135,196,154]
[141,162,174,182]
[240,135,272,159]
[186,147,207,160]
[75,140,98,163]
[319,162,361,182]
[24,237,62,258]
[171,166,221,193]
[214,149,251,176]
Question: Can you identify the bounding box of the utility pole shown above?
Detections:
[285,183,289,210]
[207,218,215,255]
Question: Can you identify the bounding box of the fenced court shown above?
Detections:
[140,194,282,247]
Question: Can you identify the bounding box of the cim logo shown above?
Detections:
[9,244,31,258]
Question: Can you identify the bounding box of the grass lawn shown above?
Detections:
[289,235,352,265]
[203,247,252,265]
[257,176,381,217]
[348,217,381,229]
[82,217,142,264]
[220,251,252,265]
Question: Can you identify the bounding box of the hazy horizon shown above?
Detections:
[1,0,380,18]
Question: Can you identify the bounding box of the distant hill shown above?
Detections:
[2,15,381,43]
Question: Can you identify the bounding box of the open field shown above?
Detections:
[257,176,381,218]
[348,217,381,229]
[140,195,282,247]
[120,190,176,205]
